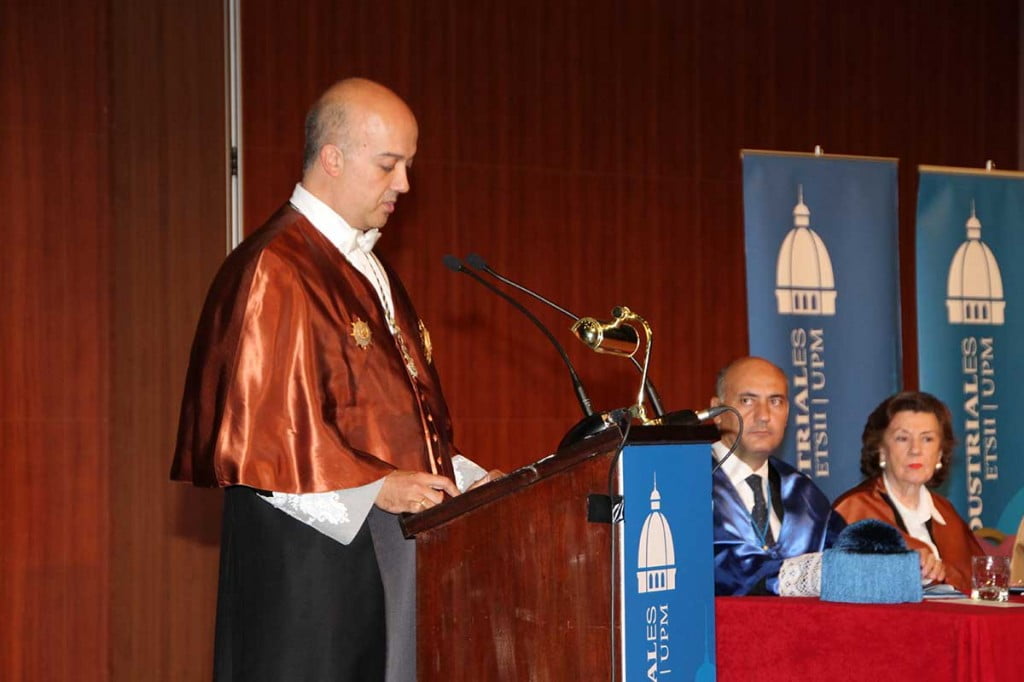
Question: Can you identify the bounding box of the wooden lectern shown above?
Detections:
[401,424,718,681]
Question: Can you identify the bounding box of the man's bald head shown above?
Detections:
[300,78,418,231]
[710,356,790,467]
[302,78,415,171]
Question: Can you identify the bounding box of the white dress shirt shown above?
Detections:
[883,473,946,559]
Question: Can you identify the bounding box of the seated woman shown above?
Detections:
[833,391,982,593]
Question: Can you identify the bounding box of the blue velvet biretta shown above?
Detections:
[833,518,910,553]
[821,520,922,603]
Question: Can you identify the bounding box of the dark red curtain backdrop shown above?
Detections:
[1,1,1019,680]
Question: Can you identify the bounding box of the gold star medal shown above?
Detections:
[418,319,432,364]
[350,317,372,349]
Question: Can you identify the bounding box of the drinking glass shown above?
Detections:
[971,555,1010,602]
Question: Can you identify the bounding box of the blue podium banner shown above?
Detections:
[621,442,716,681]
[915,167,1024,534]
[741,151,901,501]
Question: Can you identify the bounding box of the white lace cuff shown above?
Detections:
[260,455,486,544]
[260,478,385,545]
[778,551,823,597]
[452,454,488,492]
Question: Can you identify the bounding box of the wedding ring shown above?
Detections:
[417,498,428,508]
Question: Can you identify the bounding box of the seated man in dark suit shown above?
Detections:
[709,356,845,595]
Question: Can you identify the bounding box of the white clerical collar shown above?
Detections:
[289,183,381,255]
[883,474,947,527]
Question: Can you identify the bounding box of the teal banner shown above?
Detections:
[916,167,1024,534]
[742,151,902,501]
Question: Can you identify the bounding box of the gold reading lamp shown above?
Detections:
[570,306,657,425]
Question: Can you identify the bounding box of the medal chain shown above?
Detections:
[365,253,418,379]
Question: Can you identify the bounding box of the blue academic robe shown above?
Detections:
[712,456,845,595]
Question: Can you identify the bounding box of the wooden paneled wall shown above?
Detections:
[242,0,1020,476]
[1,1,1019,680]
[107,2,227,680]
[1,2,111,680]
[3,1,226,680]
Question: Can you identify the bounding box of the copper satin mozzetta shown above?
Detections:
[172,206,455,493]
[833,476,984,594]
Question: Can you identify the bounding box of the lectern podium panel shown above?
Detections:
[619,433,718,680]
[402,425,718,681]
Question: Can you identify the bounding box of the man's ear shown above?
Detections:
[320,144,344,177]
[710,396,723,423]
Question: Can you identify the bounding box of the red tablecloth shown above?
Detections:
[715,596,1024,682]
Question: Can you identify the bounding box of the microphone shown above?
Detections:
[656,405,731,426]
[443,255,624,449]
[700,404,742,474]
[464,253,666,417]
[466,252,577,318]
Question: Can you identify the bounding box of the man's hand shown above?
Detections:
[466,469,505,491]
[375,470,460,514]
[917,548,946,584]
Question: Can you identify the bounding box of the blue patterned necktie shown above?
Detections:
[746,473,775,548]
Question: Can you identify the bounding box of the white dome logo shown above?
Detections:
[636,475,677,593]
[775,187,837,316]
[946,202,1005,325]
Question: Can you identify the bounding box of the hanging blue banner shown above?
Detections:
[742,151,901,501]
[916,167,1024,534]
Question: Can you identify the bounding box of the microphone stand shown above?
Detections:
[465,253,667,418]
[442,255,628,450]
